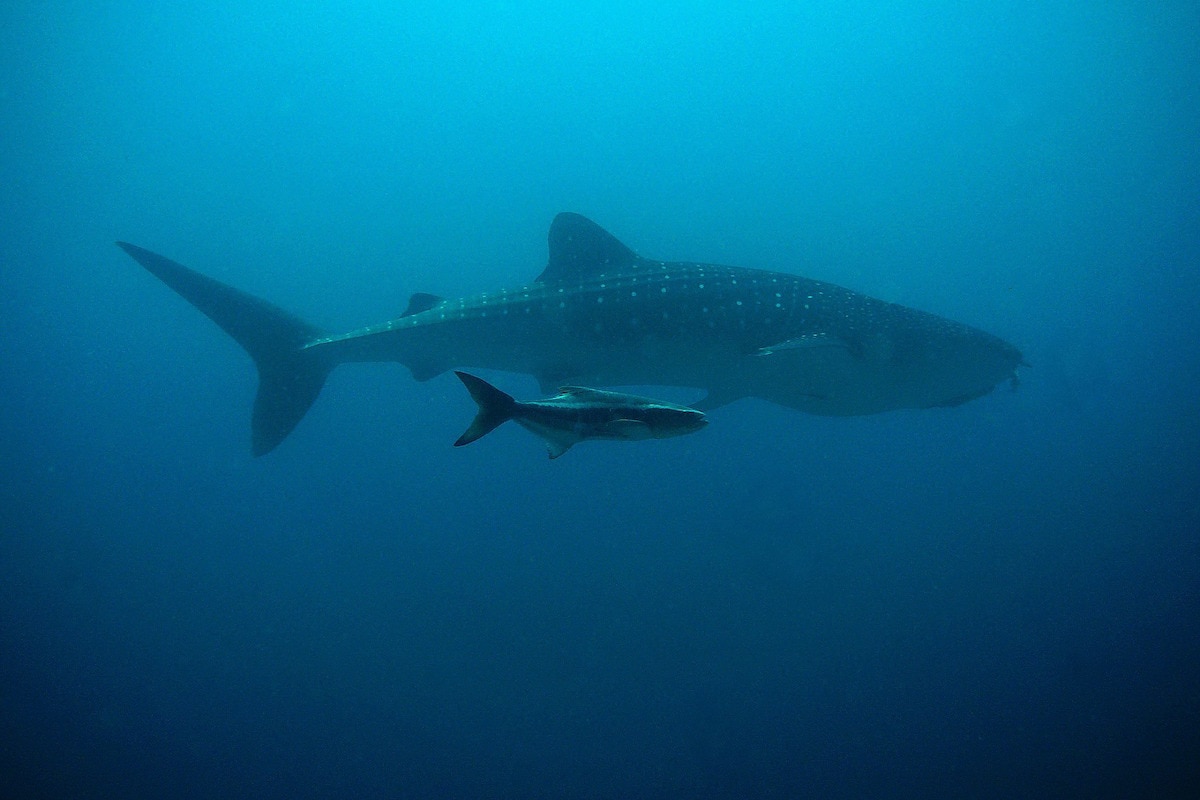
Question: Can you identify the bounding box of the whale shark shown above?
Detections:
[116,212,1022,455]
[453,371,708,458]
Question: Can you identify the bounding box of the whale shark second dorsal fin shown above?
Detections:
[402,292,445,317]
[537,213,640,283]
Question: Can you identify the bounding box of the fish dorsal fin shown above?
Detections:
[537,213,640,283]
[401,292,445,317]
[556,386,622,402]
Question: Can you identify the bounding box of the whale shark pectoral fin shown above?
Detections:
[407,360,448,382]
[754,333,854,356]
[930,387,992,408]
[693,386,746,411]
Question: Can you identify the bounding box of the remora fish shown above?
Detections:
[453,371,707,458]
[115,213,1022,455]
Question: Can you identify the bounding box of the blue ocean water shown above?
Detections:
[2,2,1197,797]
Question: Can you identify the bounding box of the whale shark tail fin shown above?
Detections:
[116,242,332,456]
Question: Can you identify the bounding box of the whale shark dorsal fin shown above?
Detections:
[537,212,640,283]
[402,292,445,317]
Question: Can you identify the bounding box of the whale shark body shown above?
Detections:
[116,213,1022,455]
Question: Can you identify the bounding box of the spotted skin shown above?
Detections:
[117,213,1022,454]
[310,213,1022,416]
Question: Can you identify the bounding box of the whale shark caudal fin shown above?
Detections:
[115,242,333,456]
[453,371,518,447]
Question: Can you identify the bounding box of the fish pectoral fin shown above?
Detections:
[604,419,654,440]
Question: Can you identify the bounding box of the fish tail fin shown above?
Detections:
[453,371,517,446]
[116,242,333,456]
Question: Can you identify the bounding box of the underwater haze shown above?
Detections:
[2,2,1198,798]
